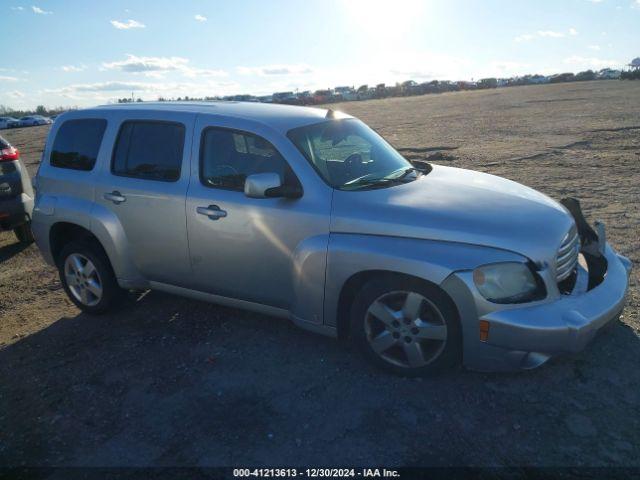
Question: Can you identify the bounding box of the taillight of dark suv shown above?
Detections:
[0,135,34,244]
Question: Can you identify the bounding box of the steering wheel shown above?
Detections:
[344,153,363,178]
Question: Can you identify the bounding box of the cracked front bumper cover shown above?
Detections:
[480,244,630,356]
[443,236,631,372]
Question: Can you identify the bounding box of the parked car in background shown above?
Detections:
[18,115,51,127]
[32,103,631,376]
[0,136,35,243]
[0,117,21,129]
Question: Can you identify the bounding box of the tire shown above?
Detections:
[14,223,35,244]
[350,275,462,376]
[57,240,125,314]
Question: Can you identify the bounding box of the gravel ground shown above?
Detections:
[0,80,638,468]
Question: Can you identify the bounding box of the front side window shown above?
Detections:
[200,128,296,191]
[287,119,418,190]
[112,121,185,181]
[50,119,107,171]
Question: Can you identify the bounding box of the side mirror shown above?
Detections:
[244,173,302,199]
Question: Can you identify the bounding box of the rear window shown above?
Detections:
[50,119,107,171]
[112,121,185,182]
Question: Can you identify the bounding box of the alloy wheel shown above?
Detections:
[364,290,448,369]
[64,253,103,307]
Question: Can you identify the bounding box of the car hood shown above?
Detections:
[330,164,575,263]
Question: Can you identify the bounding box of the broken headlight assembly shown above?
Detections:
[472,262,545,304]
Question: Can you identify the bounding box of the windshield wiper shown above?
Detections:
[342,167,421,190]
[343,174,395,189]
[384,166,419,181]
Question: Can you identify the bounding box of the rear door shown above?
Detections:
[95,111,195,285]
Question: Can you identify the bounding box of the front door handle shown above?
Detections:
[104,191,126,204]
[197,205,227,220]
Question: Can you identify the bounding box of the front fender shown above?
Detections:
[323,233,527,327]
[289,234,330,332]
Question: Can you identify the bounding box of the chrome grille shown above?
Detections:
[556,225,580,282]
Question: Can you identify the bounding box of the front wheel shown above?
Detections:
[350,276,462,376]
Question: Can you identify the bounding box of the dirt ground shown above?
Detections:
[0,80,638,469]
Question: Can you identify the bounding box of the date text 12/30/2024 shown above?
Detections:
[233,469,400,478]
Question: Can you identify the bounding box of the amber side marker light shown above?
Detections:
[479,320,490,342]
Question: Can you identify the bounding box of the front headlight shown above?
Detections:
[472,262,543,303]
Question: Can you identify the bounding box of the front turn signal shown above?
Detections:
[479,320,490,342]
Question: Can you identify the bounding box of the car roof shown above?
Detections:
[72,101,350,133]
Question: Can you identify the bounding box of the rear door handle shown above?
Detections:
[197,205,227,220]
[104,191,126,204]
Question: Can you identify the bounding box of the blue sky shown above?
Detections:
[1,0,638,109]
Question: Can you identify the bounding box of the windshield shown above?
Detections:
[287,118,420,190]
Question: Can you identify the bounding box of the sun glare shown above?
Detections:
[343,0,427,42]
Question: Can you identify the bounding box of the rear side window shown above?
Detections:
[200,128,295,191]
[50,119,107,171]
[112,121,185,182]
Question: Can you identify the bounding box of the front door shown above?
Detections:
[185,119,330,311]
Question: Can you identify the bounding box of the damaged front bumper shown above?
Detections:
[443,218,632,372]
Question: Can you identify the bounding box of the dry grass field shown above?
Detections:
[0,80,638,468]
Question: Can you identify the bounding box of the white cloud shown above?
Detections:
[237,64,314,76]
[8,90,25,98]
[182,67,227,78]
[194,14,207,22]
[11,6,25,11]
[31,5,52,14]
[564,55,620,69]
[51,81,151,94]
[61,65,86,72]
[44,79,240,102]
[0,75,19,82]
[537,30,565,38]
[104,55,189,73]
[110,19,145,30]
[588,45,601,51]
[514,34,535,42]
[515,28,578,42]
[102,54,227,79]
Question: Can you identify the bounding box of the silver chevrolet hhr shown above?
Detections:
[32,102,632,375]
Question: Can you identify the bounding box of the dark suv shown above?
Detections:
[0,136,34,243]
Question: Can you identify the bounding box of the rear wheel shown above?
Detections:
[350,276,462,376]
[14,222,34,244]
[57,240,125,314]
